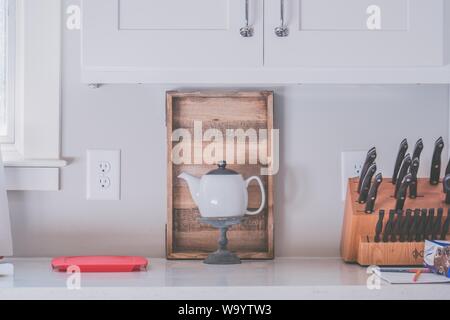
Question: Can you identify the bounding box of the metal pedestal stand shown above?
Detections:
[199,217,245,265]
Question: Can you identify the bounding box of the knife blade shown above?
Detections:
[432,208,443,240]
[412,138,424,161]
[441,209,450,240]
[358,163,377,204]
[365,173,383,213]
[395,173,412,211]
[392,139,408,185]
[430,137,444,185]
[400,209,412,243]
[409,157,420,199]
[374,210,385,243]
[416,209,428,242]
[358,147,377,193]
[408,209,420,242]
[390,210,403,243]
[424,208,435,241]
[395,154,411,198]
[383,210,396,243]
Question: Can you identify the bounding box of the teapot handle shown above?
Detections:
[245,176,266,215]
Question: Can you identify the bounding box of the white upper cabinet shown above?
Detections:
[264,0,445,67]
[81,0,450,84]
[82,0,263,69]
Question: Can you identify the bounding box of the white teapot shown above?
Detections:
[178,161,266,218]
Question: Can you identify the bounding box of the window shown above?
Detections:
[0,0,14,144]
[0,0,66,191]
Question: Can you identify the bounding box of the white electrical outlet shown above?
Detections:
[341,151,367,201]
[87,150,121,200]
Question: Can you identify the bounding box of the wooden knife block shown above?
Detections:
[341,177,449,266]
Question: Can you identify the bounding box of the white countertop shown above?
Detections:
[0,258,448,300]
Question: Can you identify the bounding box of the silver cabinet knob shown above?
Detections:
[240,0,254,37]
[275,0,289,37]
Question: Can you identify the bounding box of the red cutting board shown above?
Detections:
[51,256,148,272]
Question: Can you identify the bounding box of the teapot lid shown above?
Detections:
[206,161,239,175]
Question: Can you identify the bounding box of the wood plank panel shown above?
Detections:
[167,91,274,260]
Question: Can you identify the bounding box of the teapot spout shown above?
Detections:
[178,172,201,207]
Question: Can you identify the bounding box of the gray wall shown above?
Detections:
[7,2,450,257]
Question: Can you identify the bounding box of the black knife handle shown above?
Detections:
[392,139,408,185]
[409,180,418,199]
[358,163,377,204]
[390,210,403,243]
[409,157,420,199]
[395,154,411,198]
[395,174,412,211]
[445,157,450,176]
[408,209,420,242]
[424,208,435,241]
[444,175,450,204]
[432,208,443,240]
[441,209,450,240]
[430,137,444,185]
[416,209,428,242]
[365,173,382,213]
[358,147,377,193]
[400,209,412,242]
[374,210,385,243]
[383,210,396,243]
[412,138,424,161]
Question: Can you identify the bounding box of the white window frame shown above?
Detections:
[0,0,15,144]
[0,0,66,191]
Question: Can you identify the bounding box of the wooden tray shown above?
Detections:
[341,177,450,266]
[166,91,274,260]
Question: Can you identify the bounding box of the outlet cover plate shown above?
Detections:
[87,150,121,201]
[341,151,367,201]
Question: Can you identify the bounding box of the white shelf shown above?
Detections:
[0,258,448,300]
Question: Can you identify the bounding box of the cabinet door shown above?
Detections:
[264,0,445,67]
[82,0,263,70]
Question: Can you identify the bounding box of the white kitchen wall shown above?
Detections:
[6,1,450,257]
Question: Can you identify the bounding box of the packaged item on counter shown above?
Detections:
[424,240,450,277]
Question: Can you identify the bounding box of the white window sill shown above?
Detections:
[2,151,67,191]
[3,153,67,168]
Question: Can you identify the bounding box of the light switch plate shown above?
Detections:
[87,150,121,200]
[341,151,367,201]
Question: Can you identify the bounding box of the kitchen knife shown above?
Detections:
[400,209,412,243]
[424,208,435,241]
[441,209,450,240]
[358,147,377,193]
[412,138,424,162]
[390,210,403,243]
[395,173,412,211]
[416,209,428,242]
[409,157,420,199]
[392,139,408,185]
[408,209,420,242]
[358,163,377,204]
[383,210,396,243]
[432,208,443,240]
[374,210,385,243]
[394,154,411,198]
[430,137,444,185]
[365,173,383,213]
